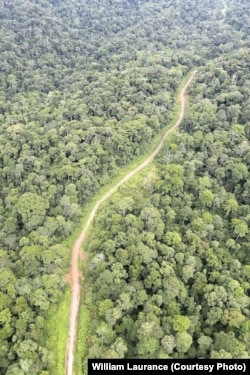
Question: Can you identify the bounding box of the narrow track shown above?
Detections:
[221,0,227,20]
[65,70,197,375]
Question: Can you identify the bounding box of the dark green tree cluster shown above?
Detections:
[84,51,250,362]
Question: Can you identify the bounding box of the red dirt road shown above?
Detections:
[65,70,197,375]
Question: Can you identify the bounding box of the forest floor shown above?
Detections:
[65,70,197,375]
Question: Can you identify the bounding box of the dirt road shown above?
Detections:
[65,70,197,375]
[221,0,227,19]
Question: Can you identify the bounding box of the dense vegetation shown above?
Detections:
[84,51,250,362]
[0,0,248,374]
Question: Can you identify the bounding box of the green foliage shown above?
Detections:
[83,47,250,364]
[17,193,49,230]
[45,289,71,375]
[176,331,193,354]
[76,307,91,375]
[172,316,191,332]
[0,0,249,373]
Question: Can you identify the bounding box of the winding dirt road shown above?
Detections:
[221,0,227,19]
[65,70,197,375]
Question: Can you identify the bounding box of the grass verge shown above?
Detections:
[75,303,91,375]
[45,288,71,375]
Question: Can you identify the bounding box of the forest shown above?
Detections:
[84,51,250,362]
[0,0,249,374]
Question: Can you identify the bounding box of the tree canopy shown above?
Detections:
[0,0,249,374]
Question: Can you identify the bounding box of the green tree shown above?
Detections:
[17,193,49,230]
[172,315,191,332]
[176,331,192,354]
[232,218,248,240]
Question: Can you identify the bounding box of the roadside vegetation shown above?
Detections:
[83,51,250,365]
